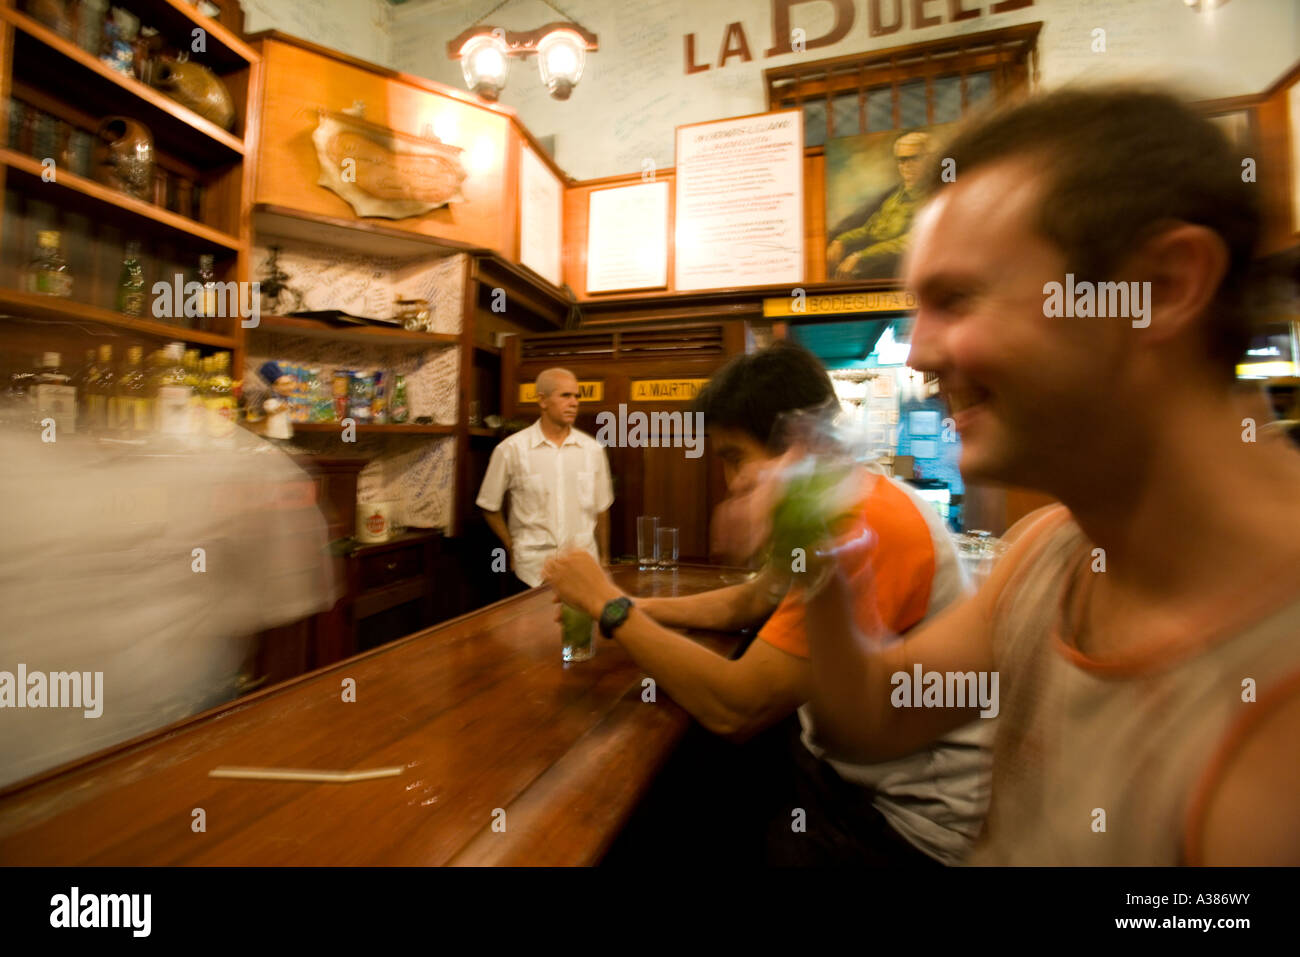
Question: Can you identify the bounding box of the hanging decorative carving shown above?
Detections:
[312,106,469,219]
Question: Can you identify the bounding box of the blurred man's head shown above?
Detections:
[536,368,579,429]
[893,131,931,192]
[693,342,836,490]
[906,86,1260,493]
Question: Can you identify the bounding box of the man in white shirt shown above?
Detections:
[476,368,614,588]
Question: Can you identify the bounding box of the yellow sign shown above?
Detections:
[518,381,604,403]
[762,290,917,317]
[630,379,709,402]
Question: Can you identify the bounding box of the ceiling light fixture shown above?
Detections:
[447,0,598,102]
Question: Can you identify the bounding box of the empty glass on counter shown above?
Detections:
[656,527,679,569]
[637,515,659,570]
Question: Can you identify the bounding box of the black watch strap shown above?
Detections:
[599,596,634,639]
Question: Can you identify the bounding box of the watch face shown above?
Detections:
[601,597,631,636]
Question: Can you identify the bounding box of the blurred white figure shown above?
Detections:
[0,424,340,787]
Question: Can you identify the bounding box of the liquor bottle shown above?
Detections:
[389,375,409,424]
[153,342,192,436]
[184,349,205,434]
[117,241,146,317]
[33,352,77,434]
[86,344,116,433]
[71,348,97,427]
[195,254,218,332]
[205,351,235,439]
[25,230,73,297]
[116,345,150,434]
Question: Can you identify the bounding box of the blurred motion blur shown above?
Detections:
[0,391,339,787]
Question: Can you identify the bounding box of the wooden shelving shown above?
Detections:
[4,8,246,162]
[289,423,456,436]
[0,149,242,251]
[254,204,474,259]
[252,313,460,346]
[467,427,498,438]
[0,287,238,348]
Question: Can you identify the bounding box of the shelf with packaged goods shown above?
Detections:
[3,8,248,165]
[0,286,238,347]
[251,314,460,346]
[288,423,456,436]
[0,149,242,252]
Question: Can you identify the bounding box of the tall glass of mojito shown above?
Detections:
[561,604,596,662]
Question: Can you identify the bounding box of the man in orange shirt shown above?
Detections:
[543,342,993,865]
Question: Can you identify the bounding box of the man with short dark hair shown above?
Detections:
[794,86,1300,864]
[544,341,992,865]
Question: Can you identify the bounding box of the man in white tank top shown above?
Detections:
[793,86,1300,865]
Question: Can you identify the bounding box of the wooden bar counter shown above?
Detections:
[0,565,746,866]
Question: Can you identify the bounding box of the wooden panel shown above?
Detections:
[0,565,743,865]
[253,38,514,256]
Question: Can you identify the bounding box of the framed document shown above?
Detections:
[674,110,804,292]
[519,146,563,287]
[586,181,669,293]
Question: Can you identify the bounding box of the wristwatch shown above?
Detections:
[599,596,634,639]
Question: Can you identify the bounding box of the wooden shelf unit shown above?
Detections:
[252,313,460,346]
[0,0,260,379]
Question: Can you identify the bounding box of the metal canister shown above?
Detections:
[333,369,353,422]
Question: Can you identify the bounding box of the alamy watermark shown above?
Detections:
[0,665,103,717]
[1043,273,1151,328]
[594,404,704,459]
[891,665,998,719]
[151,275,261,328]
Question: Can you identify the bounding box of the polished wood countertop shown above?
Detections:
[0,565,747,866]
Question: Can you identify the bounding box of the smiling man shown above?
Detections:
[801,86,1300,864]
[477,367,612,588]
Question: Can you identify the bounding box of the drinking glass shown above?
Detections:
[656,527,679,569]
[561,604,596,662]
[637,516,659,570]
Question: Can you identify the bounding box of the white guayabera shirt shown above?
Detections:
[475,419,614,587]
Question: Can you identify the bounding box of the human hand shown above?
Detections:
[826,240,845,268]
[542,548,622,618]
[833,252,862,279]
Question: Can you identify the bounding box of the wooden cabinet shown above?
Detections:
[346,530,440,653]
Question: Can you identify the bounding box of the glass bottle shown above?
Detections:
[195,254,217,331]
[71,348,97,426]
[389,374,409,424]
[25,230,73,297]
[184,349,205,434]
[33,352,76,434]
[154,342,192,436]
[87,344,116,433]
[117,241,146,317]
[117,345,150,434]
[205,351,235,439]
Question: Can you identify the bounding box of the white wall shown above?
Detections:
[385,0,1300,181]
[240,0,395,66]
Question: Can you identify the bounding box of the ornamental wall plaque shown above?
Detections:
[312,107,468,219]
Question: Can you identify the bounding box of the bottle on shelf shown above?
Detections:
[86,344,117,433]
[153,342,192,436]
[184,348,206,434]
[205,351,235,440]
[116,345,150,435]
[25,230,73,298]
[33,352,76,435]
[195,254,218,332]
[71,348,98,426]
[390,375,409,424]
[117,241,146,318]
